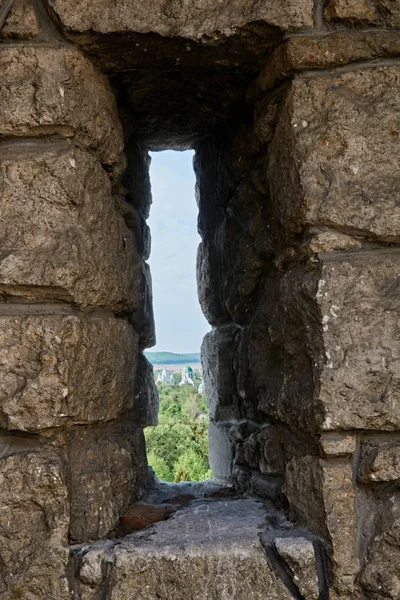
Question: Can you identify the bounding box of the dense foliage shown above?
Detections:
[144,351,201,365]
[145,383,211,482]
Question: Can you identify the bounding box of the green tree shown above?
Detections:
[147,451,173,481]
[144,383,210,482]
[173,448,211,482]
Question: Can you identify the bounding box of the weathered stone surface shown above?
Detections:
[215,188,272,324]
[361,491,400,598]
[376,0,400,26]
[320,433,357,456]
[267,66,400,242]
[0,143,141,309]
[250,252,400,433]
[359,441,400,482]
[73,543,114,600]
[285,456,358,595]
[47,0,313,37]
[115,196,151,261]
[64,422,148,542]
[0,313,138,432]
[324,0,400,25]
[325,0,376,21]
[248,264,325,433]
[307,229,362,254]
[0,0,40,39]
[195,129,269,324]
[234,424,285,476]
[197,241,229,326]
[250,473,283,504]
[274,536,319,600]
[318,251,400,431]
[125,141,153,219]
[208,422,234,482]
[131,261,156,348]
[109,499,294,600]
[0,46,124,175]
[201,325,240,421]
[133,354,159,427]
[250,31,400,99]
[0,440,69,599]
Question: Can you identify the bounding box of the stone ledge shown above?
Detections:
[72,499,298,600]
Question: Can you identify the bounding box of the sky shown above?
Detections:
[147,150,210,354]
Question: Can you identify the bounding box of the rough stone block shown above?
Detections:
[359,441,400,482]
[216,214,266,324]
[208,421,234,482]
[125,141,153,219]
[376,0,400,26]
[0,437,69,599]
[0,312,138,432]
[0,143,141,309]
[197,241,229,326]
[318,251,400,431]
[267,66,400,242]
[325,0,376,21]
[133,354,159,427]
[274,536,320,600]
[284,456,358,596]
[201,325,240,421]
[250,473,283,504]
[324,0,400,25]
[320,433,357,456]
[0,0,40,39]
[251,251,400,433]
[63,421,148,542]
[130,261,156,348]
[360,490,400,598]
[248,265,325,433]
[234,425,285,476]
[73,543,114,600]
[250,32,400,99]
[0,46,124,175]
[47,0,314,38]
[307,229,362,254]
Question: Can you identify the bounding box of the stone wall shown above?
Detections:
[0,2,157,598]
[197,24,400,600]
[1,0,400,598]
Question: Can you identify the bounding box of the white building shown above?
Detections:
[156,368,175,385]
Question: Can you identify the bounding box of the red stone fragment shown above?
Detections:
[117,503,176,536]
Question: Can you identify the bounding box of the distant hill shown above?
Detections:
[144,351,201,365]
